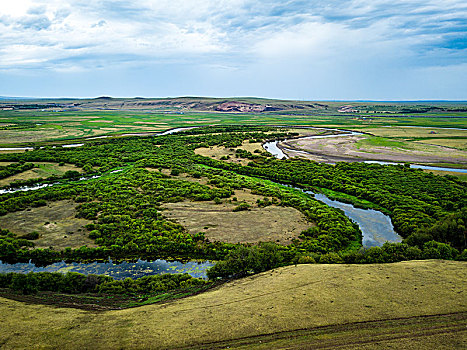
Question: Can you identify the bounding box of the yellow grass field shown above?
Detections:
[159,173,312,244]
[0,200,95,249]
[163,200,311,244]
[0,260,465,349]
[194,141,265,165]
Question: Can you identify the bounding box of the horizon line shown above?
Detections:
[1,95,467,103]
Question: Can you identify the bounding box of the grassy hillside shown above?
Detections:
[0,260,465,349]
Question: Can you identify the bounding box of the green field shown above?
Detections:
[1,98,467,146]
[0,162,82,187]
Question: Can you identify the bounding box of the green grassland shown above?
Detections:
[1,98,466,146]
[0,260,465,349]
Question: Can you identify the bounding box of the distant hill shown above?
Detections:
[1,96,466,115]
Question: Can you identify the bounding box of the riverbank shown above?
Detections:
[271,126,467,170]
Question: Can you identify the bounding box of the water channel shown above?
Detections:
[263,128,467,173]
[263,128,406,246]
[0,259,214,280]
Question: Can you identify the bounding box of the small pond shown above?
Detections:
[0,259,214,280]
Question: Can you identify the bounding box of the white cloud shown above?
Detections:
[1,0,466,70]
[0,0,466,98]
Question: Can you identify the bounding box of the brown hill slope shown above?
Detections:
[0,260,465,349]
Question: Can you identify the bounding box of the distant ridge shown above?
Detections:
[0,96,466,103]
[0,96,36,100]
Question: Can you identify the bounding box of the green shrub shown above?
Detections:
[297,255,316,264]
[319,252,344,264]
[232,202,250,212]
[456,249,467,261]
[422,241,459,260]
[19,231,40,240]
[10,273,38,295]
[207,243,285,279]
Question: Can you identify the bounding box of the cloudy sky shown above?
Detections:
[1,0,466,100]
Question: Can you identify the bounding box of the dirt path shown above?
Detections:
[186,312,466,349]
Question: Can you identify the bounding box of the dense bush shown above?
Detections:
[207,243,288,279]
[0,162,35,181]
[0,271,207,296]
[319,252,344,264]
[297,255,316,264]
[421,241,459,260]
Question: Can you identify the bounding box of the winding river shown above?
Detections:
[278,183,402,247]
[263,128,406,246]
[0,125,445,278]
[263,127,467,173]
[309,192,401,247]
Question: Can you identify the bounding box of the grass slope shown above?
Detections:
[0,260,465,349]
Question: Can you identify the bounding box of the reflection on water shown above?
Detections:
[263,141,287,159]
[0,259,214,280]
[312,193,402,247]
[278,183,403,247]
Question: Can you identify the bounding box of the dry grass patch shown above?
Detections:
[155,170,313,244]
[415,138,467,150]
[0,149,27,154]
[155,168,211,186]
[195,141,264,165]
[162,188,312,244]
[0,200,95,249]
[0,260,465,349]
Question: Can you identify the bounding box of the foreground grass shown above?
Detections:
[200,313,466,350]
[0,260,465,349]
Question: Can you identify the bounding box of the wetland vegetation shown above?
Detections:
[0,98,466,349]
[0,99,466,310]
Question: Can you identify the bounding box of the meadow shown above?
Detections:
[1,101,467,147]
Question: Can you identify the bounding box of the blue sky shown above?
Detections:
[0,0,466,100]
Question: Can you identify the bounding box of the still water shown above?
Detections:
[0,259,214,279]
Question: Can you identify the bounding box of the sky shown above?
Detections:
[0,0,466,100]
